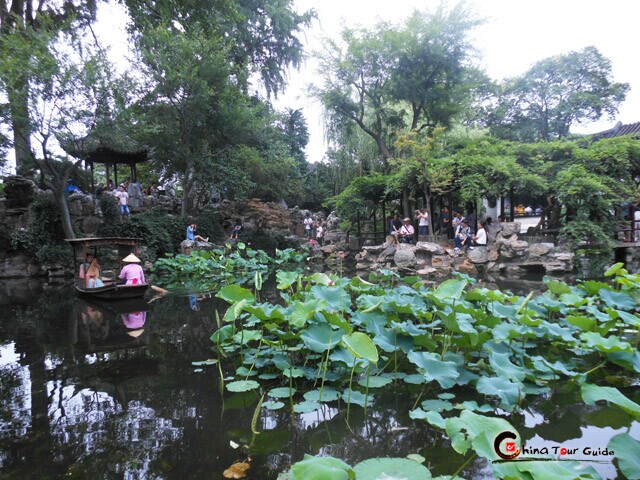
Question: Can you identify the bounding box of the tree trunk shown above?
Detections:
[7,80,33,175]
[54,187,76,239]
[402,187,410,218]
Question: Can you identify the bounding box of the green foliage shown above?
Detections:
[327,174,389,223]
[485,46,629,141]
[9,195,72,264]
[214,267,639,478]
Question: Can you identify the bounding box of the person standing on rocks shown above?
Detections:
[114,185,130,223]
[303,213,314,239]
[416,208,430,236]
[316,221,324,246]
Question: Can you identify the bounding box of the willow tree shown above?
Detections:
[0,0,100,174]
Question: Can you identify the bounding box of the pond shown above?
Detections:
[0,277,638,479]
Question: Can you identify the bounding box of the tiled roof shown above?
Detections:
[592,121,640,139]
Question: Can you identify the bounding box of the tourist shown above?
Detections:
[473,221,487,247]
[635,203,640,242]
[79,253,97,280]
[389,213,402,244]
[535,205,543,215]
[454,220,472,252]
[303,212,314,239]
[187,223,208,242]
[399,217,415,244]
[524,205,533,215]
[316,221,325,246]
[65,179,81,195]
[118,254,145,285]
[114,185,130,223]
[230,219,243,240]
[452,211,465,231]
[86,272,104,288]
[415,208,429,236]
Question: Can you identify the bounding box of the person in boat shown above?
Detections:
[85,258,104,288]
[118,254,146,285]
[87,272,105,288]
[79,254,101,280]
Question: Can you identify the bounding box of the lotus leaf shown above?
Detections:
[263,401,285,410]
[226,380,260,392]
[342,332,379,363]
[232,330,262,345]
[287,300,320,328]
[407,351,460,389]
[310,284,349,312]
[580,332,633,353]
[303,388,340,402]
[599,289,636,310]
[243,303,285,322]
[420,399,455,412]
[330,347,361,368]
[433,278,467,300]
[293,400,321,413]
[353,458,432,480]
[410,408,447,428]
[511,462,599,480]
[581,383,640,418]
[604,262,625,276]
[291,455,352,480]
[217,284,255,303]
[357,376,392,388]
[276,271,299,290]
[341,389,372,407]
[608,433,640,479]
[301,323,344,353]
[488,351,527,383]
[445,410,519,459]
[476,376,522,407]
[269,387,295,398]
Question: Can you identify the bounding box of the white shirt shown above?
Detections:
[114,190,128,206]
[475,228,487,245]
[400,224,414,236]
[316,226,324,238]
[418,212,429,226]
[304,217,313,230]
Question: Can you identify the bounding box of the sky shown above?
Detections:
[273,0,640,163]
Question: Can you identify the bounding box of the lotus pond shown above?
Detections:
[0,260,638,479]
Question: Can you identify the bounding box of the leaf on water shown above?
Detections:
[353,457,432,480]
[357,376,393,388]
[293,400,321,413]
[304,389,340,402]
[291,455,352,480]
[193,368,203,373]
[476,376,522,408]
[191,359,219,366]
[262,401,285,411]
[403,374,425,385]
[433,278,467,300]
[269,387,295,398]
[608,433,640,479]
[445,410,519,459]
[546,280,571,295]
[410,408,447,429]
[598,288,636,310]
[581,383,640,418]
[341,389,373,407]
[223,462,251,479]
[258,372,279,380]
[580,332,633,354]
[226,380,260,393]
[406,453,426,464]
[420,399,455,412]
[407,351,459,389]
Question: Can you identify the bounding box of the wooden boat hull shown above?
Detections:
[75,282,148,300]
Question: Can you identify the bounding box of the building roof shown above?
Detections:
[62,130,150,165]
[592,121,640,140]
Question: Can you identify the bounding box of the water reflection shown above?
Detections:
[0,281,637,479]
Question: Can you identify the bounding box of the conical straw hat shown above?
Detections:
[122,253,141,263]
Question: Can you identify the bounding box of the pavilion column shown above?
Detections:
[114,164,118,187]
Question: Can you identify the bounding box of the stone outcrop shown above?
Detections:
[353,222,574,278]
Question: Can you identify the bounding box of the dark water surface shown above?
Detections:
[0,279,637,479]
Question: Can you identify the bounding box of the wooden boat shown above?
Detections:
[66,237,149,300]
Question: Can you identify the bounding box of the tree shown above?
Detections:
[485,47,629,142]
[315,3,481,164]
[0,0,99,174]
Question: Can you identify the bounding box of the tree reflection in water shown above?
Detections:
[0,282,635,479]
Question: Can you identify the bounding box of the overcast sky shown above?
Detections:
[90,0,640,166]
[274,0,640,163]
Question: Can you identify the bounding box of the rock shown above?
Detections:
[377,245,397,263]
[356,262,371,270]
[488,249,499,262]
[498,222,521,237]
[504,265,527,276]
[355,250,370,262]
[431,255,451,268]
[81,216,102,236]
[363,244,385,254]
[393,247,417,269]
[324,231,347,245]
[0,253,42,278]
[417,267,437,276]
[467,246,489,264]
[325,211,341,231]
[455,257,476,274]
[320,244,340,255]
[415,241,447,255]
[498,238,529,259]
[528,242,554,258]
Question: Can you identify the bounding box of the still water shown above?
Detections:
[0,279,637,479]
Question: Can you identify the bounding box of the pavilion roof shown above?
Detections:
[63,130,150,165]
[592,121,640,140]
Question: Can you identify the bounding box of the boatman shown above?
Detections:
[118,254,145,285]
